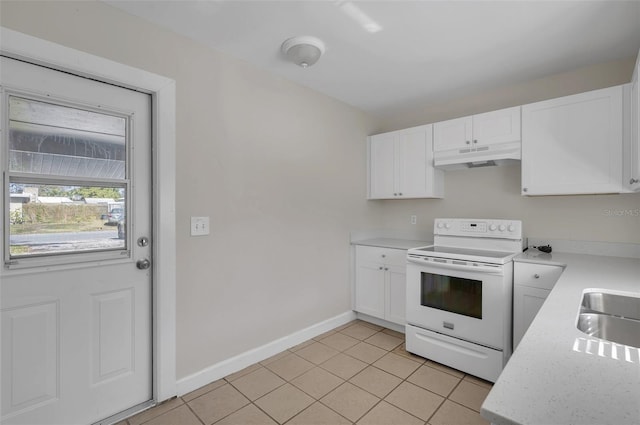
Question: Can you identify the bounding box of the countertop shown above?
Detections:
[351,238,432,250]
[481,251,640,425]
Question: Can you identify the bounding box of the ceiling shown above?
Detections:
[105,1,640,118]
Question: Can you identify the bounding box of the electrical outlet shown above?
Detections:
[411,215,417,225]
[190,216,210,236]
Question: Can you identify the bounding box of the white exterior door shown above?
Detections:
[1,57,152,424]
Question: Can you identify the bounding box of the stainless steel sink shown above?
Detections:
[577,313,640,348]
[577,292,640,348]
[581,292,640,321]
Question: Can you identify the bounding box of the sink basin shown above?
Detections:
[581,292,640,321]
[577,313,640,348]
[577,292,640,348]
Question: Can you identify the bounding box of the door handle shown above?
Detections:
[136,258,151,270]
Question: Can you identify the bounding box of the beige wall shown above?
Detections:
[0,1,381,379]
[2,0,639,383]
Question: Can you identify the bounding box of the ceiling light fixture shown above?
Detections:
[281,36,325,68]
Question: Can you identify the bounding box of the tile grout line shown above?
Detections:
[131,397,184,425]
[182,398,207,425]
[331,326,491,423]
[134,321,491,425]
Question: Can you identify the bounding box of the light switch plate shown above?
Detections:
[190,216,210,236]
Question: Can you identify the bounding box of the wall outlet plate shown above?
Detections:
[190,216,210,236]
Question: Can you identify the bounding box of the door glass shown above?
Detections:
[9,183,126,257]
[420,272,483,319]
[9,97,126,179]
[5,95,129,262]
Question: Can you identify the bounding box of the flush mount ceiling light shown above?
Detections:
[281,36,325,68]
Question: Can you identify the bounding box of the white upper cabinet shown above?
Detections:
[433,106,521,151]
[433,106,521,169]
[433,116,473,151]
[626,49,640,191]
[368,124,444,199]
[369,132,396,198]
[521,85,624,195]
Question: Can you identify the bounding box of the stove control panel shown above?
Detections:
[434,218,522,239]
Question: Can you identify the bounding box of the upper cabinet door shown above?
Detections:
[628,49,640,191]
[433,116,472,151]
[472,106,521,147]
[433,107,521,153]
[368,125,443,199]
[522,85,624,195]
[368,132,397,199]
[398,126,433,197]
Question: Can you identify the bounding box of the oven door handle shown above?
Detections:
[407,255,503,274]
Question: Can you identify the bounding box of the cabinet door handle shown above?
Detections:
[379,266,384,270]
[473,139,478,144]
[523,187,528,193]
[534,274,540,279]
[630,178,639,185]
[398,192,403,196]
[384,267,389,271]
[466,140,471,145]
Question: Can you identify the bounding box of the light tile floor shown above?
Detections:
[123,320,491,425]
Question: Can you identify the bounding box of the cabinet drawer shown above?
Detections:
[355,245,406,266]
[514,262,564,290]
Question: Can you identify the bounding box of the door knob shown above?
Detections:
[137,258,151,270]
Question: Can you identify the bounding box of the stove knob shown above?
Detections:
[444,223,451,229]
[437,222,444,229]
[498,224,506,231]
[489,224,497,231]
[508,224,515,232]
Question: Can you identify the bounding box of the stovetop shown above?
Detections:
[407,245,519,265]
[407,218,525,265]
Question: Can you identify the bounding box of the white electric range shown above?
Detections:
[405,218,523,382]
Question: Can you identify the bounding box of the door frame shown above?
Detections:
[0,27,177,403]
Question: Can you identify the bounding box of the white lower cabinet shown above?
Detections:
[513,262,564,349]
[385,264,407,324]
[354,245,407,325]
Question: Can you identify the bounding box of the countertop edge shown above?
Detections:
[482,252,640,425]
[351,238,432,251]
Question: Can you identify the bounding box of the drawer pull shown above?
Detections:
[534,274,540,279]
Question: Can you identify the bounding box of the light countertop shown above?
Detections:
[481,251,640,425]
[351,238,432,250]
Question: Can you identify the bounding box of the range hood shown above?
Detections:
[434,141,521,170]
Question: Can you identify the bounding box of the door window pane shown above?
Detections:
[5,94,131,264]
[9,97,126,179]
[9,183,126,257]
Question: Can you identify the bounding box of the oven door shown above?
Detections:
[406,255,511,350]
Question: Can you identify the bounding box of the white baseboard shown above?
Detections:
[176,310,356,396]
